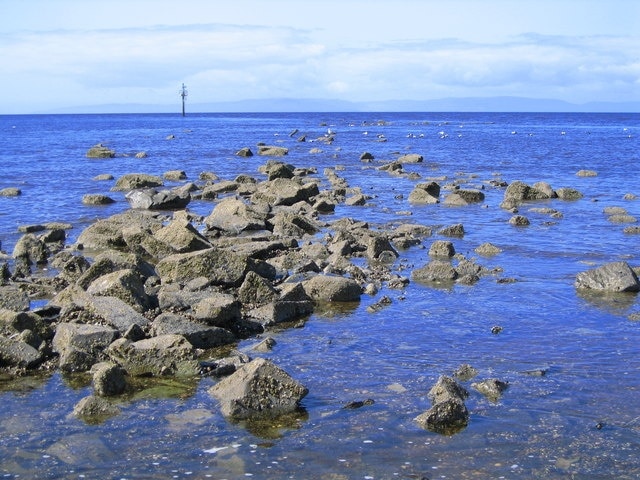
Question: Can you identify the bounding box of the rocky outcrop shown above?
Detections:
[208,357,308,419]
[86,144,115,158]
[575,261,640,292]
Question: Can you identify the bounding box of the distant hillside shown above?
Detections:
[40,96,640,114]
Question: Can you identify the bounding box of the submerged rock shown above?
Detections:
[86,144,115,158]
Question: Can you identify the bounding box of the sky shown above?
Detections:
[1,0,639,113]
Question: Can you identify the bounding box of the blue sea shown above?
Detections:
[1,112,639,479]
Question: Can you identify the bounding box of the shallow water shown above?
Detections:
[0,112,639,478]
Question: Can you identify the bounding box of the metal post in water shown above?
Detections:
[180,83,188,116]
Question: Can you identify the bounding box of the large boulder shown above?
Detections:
[86,144,115,158]
[575,261,639,292]
[246,282,314,326]
[76,211,165,251]
[193,293,242,328]
[87,295,151,333]
[444,189,485,206]
[257,145,289,157]
[412,260,458,284]
[0,336,43,368]
[500,180,551,209]
[408,182,440,204]
[208,357,308,419]
[0,286,30,311]
[415,375,469,434]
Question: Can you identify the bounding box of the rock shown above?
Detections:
[412,260,458,284]
[205,198,268,233]
[555,187,583,200]
[235,147,253,157]
[52,323,120,372]
[444,189,485,206]
[0,286,30,311]
[163,170,187,181]
[93,174,114,181]
[199,352,252,377]
[112,173,163,191]
[0,336,43,368]
[208,357,308,419]
[500,180,551,208]
[13,233,48,266]
[360,152,374,160]
[135,151,147,159]
[475,242,502,256]
[76,210,165,251]
[0,187,21,197]
[107,334,199,377]
[428,240,455,258]
[608,214,637,224]
[408,182,440,204]
[509,215,530,226]
[86,144,115,158]
[257,145,289,157]
[398,153,423,163]
[192,293,242,328]
[364,234,398,261]
[0,310,52,340]
[247,282,314,326]
[415,398,469,434]
[73,395,120,422]
[252,336,277,352]
[125,188,190,210]
[428,375,469,404]
[576,169,597,177]
[92,362,127,396]
[302,275,362,302]
[82,194,115,205]
[86,269,152,312]
[76,250,155,290]
[575,261,640,292]
[153,218,211,253]
[471,378,509,402]
[238,271,279,307]
[453,364,478,381]
[252,178,320,207]
[438,223,465,237]
[87,296,151,333]
[155,247,250,287]
[151,313,235,349]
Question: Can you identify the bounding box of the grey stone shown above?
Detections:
[575,261,640,292]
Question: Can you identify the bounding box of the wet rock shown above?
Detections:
[247,282,314,326]
[471,378,509,402]
[360,152,374,161]
[82,194,115,205]
[555,187,583,200]
[205,198,268,234]
[501,180,551,208]
[252,178,320,206]
[474,242,502,256]
[0,286,30,311]
[444,189,485,206]
[92,362,127,396]
[73,395,120,423]
[13,233,48,267]
[302,275,362,302]
[238,271,279,307]
[408,182,440,204]
[257,145,289,157]
[107,334,199,377]
[86,144,115,158]
[86,269,152,312]
[428,240,455,258]
[112,173,163,191]
[575,261,640,292]
[398,153,423,163]
[76,210,165,251]
[208,357,308,419]
[252,336,276,352]
[269,211,320,237]
[88,296,151,333]
[412,260,458,284]
[0,336,43,368]
[151,312,235,349]
[193,293,242,328]
[509,215,530,226]
[163,170,187,181]
[125,188,191,210]
[428,375,469,404]
[52,323,120,372]
[438,223,465,237]
[415,398,469,435]
[155,247,250,287]
[153,218,211,253]
[576,169,597,177]
[343,398,375,409]
[0,309,52,339]
[93,174,114,181]
[453,364,478,381]
[235,147,253,157]
[0,187,21,197]
[200,351,252,377]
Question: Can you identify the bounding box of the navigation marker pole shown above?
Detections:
[180,83,188,117]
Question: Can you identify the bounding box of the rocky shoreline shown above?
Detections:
[1,143,638,433]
